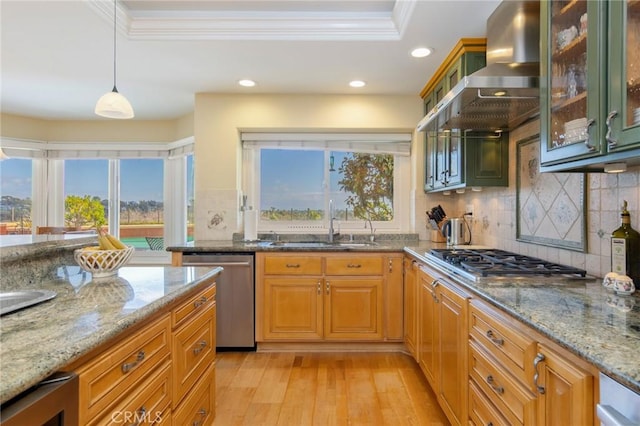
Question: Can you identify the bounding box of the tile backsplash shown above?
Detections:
[454,162,640,280]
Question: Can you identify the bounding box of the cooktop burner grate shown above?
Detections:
[428,248,587,278]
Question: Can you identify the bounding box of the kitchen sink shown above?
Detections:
[0,290,57,316]
[259,241,377,248]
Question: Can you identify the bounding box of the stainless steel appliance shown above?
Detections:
[597,372,640,425]
[182,253,255,350]
[417,0,540,132]
[425,248,588,282]
[440,218,468,246]
[0,372,78,425]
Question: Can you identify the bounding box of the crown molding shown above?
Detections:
[86,0,416,41]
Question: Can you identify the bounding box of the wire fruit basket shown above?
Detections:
[74,246,135,278]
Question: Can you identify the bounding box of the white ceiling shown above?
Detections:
[1,0,501,121]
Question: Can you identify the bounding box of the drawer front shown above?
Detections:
[92,361,172,426]
[469,301,536,388]
[173,304,216,405]
[78,315,172,424]
[173,365,215,426]
[325,256,383,276]
[264,255,322,275]
[469,342,536,426]
[469,379,510,426]
[172,283,216,329]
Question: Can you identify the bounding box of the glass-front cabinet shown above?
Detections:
[541,0,640,171]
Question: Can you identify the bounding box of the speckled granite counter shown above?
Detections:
[404,246,640,395]
[0,264,222,404]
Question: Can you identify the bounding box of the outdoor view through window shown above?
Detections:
[0,157,194,250]
[260,149,394,225]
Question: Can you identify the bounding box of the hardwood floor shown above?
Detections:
[213,351,449,425]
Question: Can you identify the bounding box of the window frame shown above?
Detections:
[1,137,193,264]
[242,133,411,234]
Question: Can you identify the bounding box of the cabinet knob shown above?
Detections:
[605,110,618,148]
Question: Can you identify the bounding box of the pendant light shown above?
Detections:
[95,0,134,119]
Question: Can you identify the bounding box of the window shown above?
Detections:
[243,133,411,233]
[1,137,193,261]
[0,158,33,235]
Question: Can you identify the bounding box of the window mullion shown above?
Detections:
[108,160,120,236]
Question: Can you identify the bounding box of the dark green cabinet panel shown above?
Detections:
[540,0,640,172]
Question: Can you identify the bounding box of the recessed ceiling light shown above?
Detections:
[411,47,432,58]
[349,80,366,88]
[238,79,256,87]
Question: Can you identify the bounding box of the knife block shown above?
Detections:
[431,230,446,243]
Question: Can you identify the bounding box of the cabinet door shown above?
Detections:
[263,277,323,340]
[607,0,640,151]
[418,269,437,389]
[436,281,468,426]
[446,131,463,187]
[534,344,594,426]
[425,131,437,191]
[403,258,418,357]
[540,0,606,165]
[384,255,404,341]
[324,277,383,340]
[433,132,448,189]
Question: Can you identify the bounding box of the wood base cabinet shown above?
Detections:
[417,264,469,426]
[257,252,401,342]
[71,279,218,426]
[403,257,418,358]
[468,299,595,426]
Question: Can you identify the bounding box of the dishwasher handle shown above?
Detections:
[597,404,637,426]
[183,261,252,267]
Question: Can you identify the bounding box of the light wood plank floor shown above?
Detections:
[213,351,449,426]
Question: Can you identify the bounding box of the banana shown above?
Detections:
[105,233,127,250]
[98,234,116,250]
[83,246,101,251]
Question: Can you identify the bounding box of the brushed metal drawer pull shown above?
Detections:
[194,296,208,308]
[605,110,618,148]
[317,281,321,295]
[127,406,146,426]
[347,263,362,268]
[121,350,145,373]
[326,281,330,295]
[286,263,301,268]
[193,340,208,356]
[486,330,504,346]
[486,375,504,394]
[533,353,546,394]
[192,408,207,426]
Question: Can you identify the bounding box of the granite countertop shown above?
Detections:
[0,264,222,404]
[404,247,640,395]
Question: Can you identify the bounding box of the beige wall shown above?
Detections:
[193,93,424,239]
[0,112,193,142]
[439,119,640,279]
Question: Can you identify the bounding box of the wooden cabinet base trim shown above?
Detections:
[256,342,406,353]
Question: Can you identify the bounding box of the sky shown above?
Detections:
[1,151,342,209]
[0,158,166,201]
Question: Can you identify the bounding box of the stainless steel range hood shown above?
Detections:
[417,0,540,132]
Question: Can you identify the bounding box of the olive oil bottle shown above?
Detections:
[611,200,640,284]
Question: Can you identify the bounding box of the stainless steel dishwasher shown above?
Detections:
[182,252,255,350]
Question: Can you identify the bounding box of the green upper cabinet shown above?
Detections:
[540,0,640,172]
[420,38,508,193]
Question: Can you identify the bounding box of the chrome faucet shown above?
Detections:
[328,199,340,243]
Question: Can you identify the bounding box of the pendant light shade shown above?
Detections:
[95,0,134,119]
[95,87,134,119]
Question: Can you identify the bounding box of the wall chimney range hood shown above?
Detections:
[417,0,540,132]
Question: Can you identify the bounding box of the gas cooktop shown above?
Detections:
[426,248,588,282]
